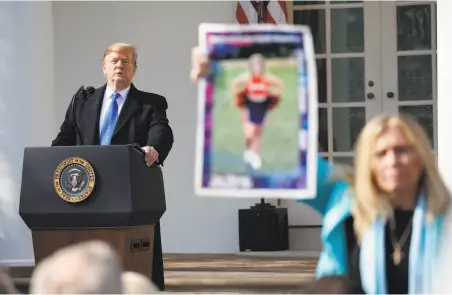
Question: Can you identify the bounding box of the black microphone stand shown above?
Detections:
[71,86,95,145]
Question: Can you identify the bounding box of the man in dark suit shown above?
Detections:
[51,42,173,291]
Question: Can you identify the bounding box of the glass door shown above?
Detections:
[291,0,382,166]
[381,1,437,150]
[285,0,383,227]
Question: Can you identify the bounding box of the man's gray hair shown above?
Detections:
[30,240,123,294]
[122,271,158,294]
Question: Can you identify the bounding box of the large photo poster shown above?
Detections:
[195,23,318,199]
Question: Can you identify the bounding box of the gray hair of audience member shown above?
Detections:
[0,268,17,294]
[121,271,158,294]
[29,240,123,294]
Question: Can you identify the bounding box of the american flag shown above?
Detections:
[236,0,288,24]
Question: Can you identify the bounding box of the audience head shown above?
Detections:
[122,271,158,294]
[29,240,122,294]
[0,268,17,294]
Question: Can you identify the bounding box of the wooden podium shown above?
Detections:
[18,144,166,279]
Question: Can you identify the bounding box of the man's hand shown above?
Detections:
[190,46,210,82]
[142,146,159,167]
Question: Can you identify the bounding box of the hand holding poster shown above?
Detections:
[195,23,318,199]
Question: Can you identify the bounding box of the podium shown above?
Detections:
[18,144,166,279]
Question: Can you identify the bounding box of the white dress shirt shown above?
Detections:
[99,85,130,132]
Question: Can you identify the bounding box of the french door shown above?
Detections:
[381,1,437,152]
[284,0,437,230]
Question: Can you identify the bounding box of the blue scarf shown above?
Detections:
[360,195,443,294]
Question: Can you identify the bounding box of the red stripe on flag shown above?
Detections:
[266,11,277,24]
[236,1,288,24]
[278,0,288,22]
[235,0,288,24]
[236,3,249,24]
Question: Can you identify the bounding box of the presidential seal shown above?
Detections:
[53,157,96,203]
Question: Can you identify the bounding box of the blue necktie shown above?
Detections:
[100,93,121,145]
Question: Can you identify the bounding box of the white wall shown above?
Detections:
[0,1,56,266]
[432,0,452,291]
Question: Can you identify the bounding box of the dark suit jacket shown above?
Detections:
[52,83,174,164]
[51,83,173,290]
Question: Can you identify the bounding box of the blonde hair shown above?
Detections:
[349,114,450,241]
[103,42,137,68]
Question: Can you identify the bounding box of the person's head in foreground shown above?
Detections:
[29,240,122,294]
[351,113,449,240]
[121,271,158,294]
[102,42,137,92]
[0,268,17,294]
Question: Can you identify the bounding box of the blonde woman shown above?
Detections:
[191,47,451,293]
[300,114,450,294]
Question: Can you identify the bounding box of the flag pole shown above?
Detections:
[257,0,266,24]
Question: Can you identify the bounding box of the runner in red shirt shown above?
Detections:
[230,53,283,170]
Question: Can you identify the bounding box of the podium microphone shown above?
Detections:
[71,86,95,145]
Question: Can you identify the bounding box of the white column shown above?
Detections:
[0,2,56,266]
[437,0,452,186]
[434,0,452,292]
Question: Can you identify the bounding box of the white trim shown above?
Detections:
[292,5,328,11]
[317,53,369,59]
[327,152,355,157]
[381,1,398,115]
[293,3,363,11]
[325,5,332,160]
[431,2,438,151]
[436,0,452,183]
[319,102,369,108]
[398,100,434,106]
[396,1,434,7]
[330,53,365,58]
[397,50,435,56]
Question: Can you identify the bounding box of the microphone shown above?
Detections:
[71,86,95,145]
